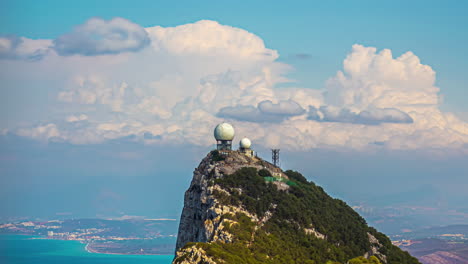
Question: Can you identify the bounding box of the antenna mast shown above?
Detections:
[272,149,280,167]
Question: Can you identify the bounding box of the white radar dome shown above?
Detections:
[214,123,235,141]
[240,138,251,149]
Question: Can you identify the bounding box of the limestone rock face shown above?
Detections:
[174,154,216,251]
[174,151,280,255]
[174,245,218,264]
[365,232,388,263]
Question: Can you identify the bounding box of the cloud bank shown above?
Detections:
[308,106,413,125]
[218,100,305,123]
[1,18,467,153]
[54,17,150,56]
[0,35,51,60]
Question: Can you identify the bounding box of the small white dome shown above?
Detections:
[214,123,235,141]
[240,137,251,149]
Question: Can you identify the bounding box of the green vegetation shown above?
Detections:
[175,167,420,264]
[210,150,225,162]
[368,227,421,264]
[348,256,381,264]
[284,170,309,184]
[258,168,272,177]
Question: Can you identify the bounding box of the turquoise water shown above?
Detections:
[0,234,174,264]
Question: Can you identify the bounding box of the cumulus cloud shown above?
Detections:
[218,100,306,122]
[0,35,51,60]
[16,124,62,141]
[58,76,132,112]
[66,114,88,122]
[308,106,413,125]
[217,105,261,122]
[259,100,306,116]
[53,17,150,56]
[358,108,413,124]
[146,20,278,60]
[325,44,439,113]
[2,19,468,153]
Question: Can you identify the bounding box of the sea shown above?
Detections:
[0,234,174,264]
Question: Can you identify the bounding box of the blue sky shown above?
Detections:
[0,0,467,231]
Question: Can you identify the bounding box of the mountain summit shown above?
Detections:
[173,150,420,264]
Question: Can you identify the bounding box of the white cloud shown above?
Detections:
[146,20,278,61]
[326,44,439,113]
[66,114,88,122]
[218,100,306,123]
[259,100,306,116]
[53,17,150,56]
[97,122,129,132]
[217,105,262,122]
[308,106,413,125]
[2,19,468,153]
[0,36,52,60]
[17,124,62,141]
[58,76,131,112]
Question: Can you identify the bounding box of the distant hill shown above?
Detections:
[400,238,468,264]
[396,225,468,264]
[173,150,420,264]
[406,225,468,239]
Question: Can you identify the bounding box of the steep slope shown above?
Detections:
[174,150,420,264]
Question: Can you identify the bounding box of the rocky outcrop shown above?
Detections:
[173,150,418,264]
[304,227,326,240]
[174,150,281,253]
[365,232,388,263]
[174,245,218,264]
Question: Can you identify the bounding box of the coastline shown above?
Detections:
[85,241,172,256]
[2,233,173,256]
[1,234,175,263]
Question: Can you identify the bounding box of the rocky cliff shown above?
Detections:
[173,150,420,264]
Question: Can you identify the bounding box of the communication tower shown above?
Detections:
[272,149,280,167]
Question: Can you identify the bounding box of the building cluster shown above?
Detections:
[0,220,174,242]
[214,122,283,168]
[213,122,255,158]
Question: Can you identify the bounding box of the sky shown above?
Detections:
[0,0,467,230]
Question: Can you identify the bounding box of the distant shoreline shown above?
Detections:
[1,234,175,263]
[1,233,173,256]
[84,241,172,256]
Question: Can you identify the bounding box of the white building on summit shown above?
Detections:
[214,123,255,157]
[214,122,235,150]
[239,137,254,157]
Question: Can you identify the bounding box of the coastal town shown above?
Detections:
[0,218,178,254]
